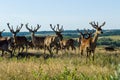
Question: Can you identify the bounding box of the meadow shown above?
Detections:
[0,47,120,80]
[0,30,120,80]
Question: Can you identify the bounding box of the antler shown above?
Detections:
[89,21,98,29]
[77,29,83,35]
[7,23,14,33]
[16,24,23,33]
[50,24,64,33]
[26,23,40,32]
[77,28,85,39]
[57,24,64,33]
[34,24,41,32]
[26,23,31,32]
[100,22,106,28]
[84,29,94,35]
[0,29,5,33]
[90,21,106,28]
[50,24,56,32]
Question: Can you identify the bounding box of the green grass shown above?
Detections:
[100,35,120,41]
[0,48,120,80]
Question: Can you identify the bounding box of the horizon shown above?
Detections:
[2,29,120,33]
[0,0,120,31]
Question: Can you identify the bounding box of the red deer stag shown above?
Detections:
[78,21,105,61]
[26,23,45,49]
[0,37,13,57]
[44,24,63,56]
[60,39,76,51]
[77,29,94,55]
[88,21,105,61]
[7,23,28,53]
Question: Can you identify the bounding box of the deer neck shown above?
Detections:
[92,32,99,44]
[31,32,36,42]
[31,32,34,38]
[12,34,16,43]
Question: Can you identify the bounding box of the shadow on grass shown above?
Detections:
[16,52,51,59]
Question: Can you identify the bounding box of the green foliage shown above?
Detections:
[110,64,120,80]
[97,37,120,47]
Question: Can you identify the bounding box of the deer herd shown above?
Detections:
[0,21,106,61]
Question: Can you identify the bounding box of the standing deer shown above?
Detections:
[26,23,45,49]
[60,39,76,51]
[0,37,13,57]
[44,24,63,56]
[77,29,93,55]
[7,23,28,53]
[78,21,105,61]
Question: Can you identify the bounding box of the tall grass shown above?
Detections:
[0,48,119,80]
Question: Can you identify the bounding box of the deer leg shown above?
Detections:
[21,45,24,53]
[17,45,20,53]
[1,50,4,57]
[44,46,47,54]
[12,46,15,54]
[7,49,13,57]
[26,44,28,53]
[80,50,83,56]
[91,51,94,61]
[56,47,58,54]
[48,47,53,57]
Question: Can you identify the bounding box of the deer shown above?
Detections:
[78,21,105,61]
[7,23,28,53]
[27,40,34,49]
[26,23,45,50]
[77,29,94,56]
[0,29,10,41]
[44,24,64,56]
[0,37,13,57]
[104,46,115,51]
[60,39,76,51]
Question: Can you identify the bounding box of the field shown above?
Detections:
[1,30,120,80]
[0,47,120,80]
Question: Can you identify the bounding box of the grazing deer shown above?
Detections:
[104,46,115,51]
[7,23,28,53]
[60,39,76,51]
[0,37,13,57]
[44,24,63,56]
[78,21,105,61]
[26,23,45,49]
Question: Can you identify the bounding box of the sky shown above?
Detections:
[0,0,120,32]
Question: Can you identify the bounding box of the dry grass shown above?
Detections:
[0,47,119,80]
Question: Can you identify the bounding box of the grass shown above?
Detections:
[100,35,120,41]
[0,48,120,80]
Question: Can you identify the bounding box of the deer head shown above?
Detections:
[26,23,41,34]
[83,29,95,39]
[50,24,64,40]
[0,29,5,37]
[89,21,105,34]
[7,23,23,37]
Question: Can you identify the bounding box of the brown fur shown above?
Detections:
[7,23,28,53]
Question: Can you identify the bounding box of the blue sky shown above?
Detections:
[0,0,120,32]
